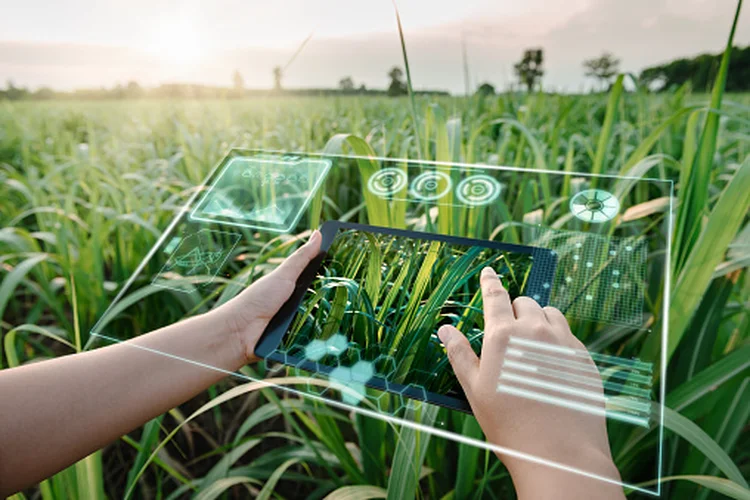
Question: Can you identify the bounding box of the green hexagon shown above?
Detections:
[400,384,428,403]
[351,360,375,384]
[329,365,352,383]
[341,382,366,405]
[374,354,397,379]
[304,339,327,361]
[325,334,349,356]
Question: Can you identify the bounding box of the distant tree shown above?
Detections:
[125,81,144,98]
[358,83,367,93]
[583,52,621,91]
[5,80,29,100]
[640,45,750,92]
[513,49,544,92]
[232,70,244,91]
[476,82,496,96]
[387,66,407,96]
[33,87,56,100]
[272,66,283,91]
[339,76,355,92]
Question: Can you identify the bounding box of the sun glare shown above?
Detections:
[143,19,206,66]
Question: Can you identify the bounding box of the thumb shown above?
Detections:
[271,230,322,283]
[438,325,480,393]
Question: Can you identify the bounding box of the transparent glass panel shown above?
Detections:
[90,149,671,496]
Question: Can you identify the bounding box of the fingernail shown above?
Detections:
[307,230,321,245]
[437,325,454,343]
[482,267,496,277]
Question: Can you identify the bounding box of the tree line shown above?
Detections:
[1,44,748,101]
[505,45,749,94]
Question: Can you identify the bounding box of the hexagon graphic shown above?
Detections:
[374,354,397,379]
[351,361,375,384]
[325,334,349,356]
[304,339,328,361]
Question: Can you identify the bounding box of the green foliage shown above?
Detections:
[1,15,748,496]
[641,45,750,92]
[513,48,544,92]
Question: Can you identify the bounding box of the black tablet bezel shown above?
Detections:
[255,220,558,413]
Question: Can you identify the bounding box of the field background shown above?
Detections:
[1,50,749,500]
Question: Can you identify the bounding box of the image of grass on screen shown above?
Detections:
[279,228,537,403]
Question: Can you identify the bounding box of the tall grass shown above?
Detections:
[1,18,749,498]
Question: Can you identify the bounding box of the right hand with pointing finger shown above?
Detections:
[438,266,625,500]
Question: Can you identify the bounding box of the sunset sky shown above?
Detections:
[1,0,748,93]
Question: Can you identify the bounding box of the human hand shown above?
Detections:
[438,267,624,499]
[210,230,322,366]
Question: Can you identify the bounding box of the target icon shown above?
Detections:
[409,171,452,201]
[570,189,620,223]
[367,168,408,198]
[456,175,502,206]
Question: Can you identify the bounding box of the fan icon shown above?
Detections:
[570,189,620,223]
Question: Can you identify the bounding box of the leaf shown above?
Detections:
[0,253,49,322]
[455,417,484,499]
[621,196,670,222]
[673,0,743,270]
[324,485,388,500]
[666,156,750,359]
[591,75,624,183]
[257,458,300,500]
[662,405,748,488]
[392,0,423,158]
[194,477,260,500]
[73,451,106,500]
[323,134,405,228]
[386,403,439,500]
[635,475,750,500]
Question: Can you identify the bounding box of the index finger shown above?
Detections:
[480,267,514,325]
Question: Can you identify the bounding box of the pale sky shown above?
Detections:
[1,0,748,93]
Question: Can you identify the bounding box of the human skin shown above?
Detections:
[0,231,322,496]
[438,266,625,500]
[0,234,623,498]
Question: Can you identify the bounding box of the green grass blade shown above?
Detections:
[636,475,750,500]
[673,0,743,270]
[392,0,423,159]
[662,406,748,488]
[591,75,624,184]
[324,485,387,499]
[666,156,750,359]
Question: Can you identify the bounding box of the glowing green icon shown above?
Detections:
[190,156,332,233]
[570,189,620,223]
[153,229,241,291]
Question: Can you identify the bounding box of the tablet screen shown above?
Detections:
[267,223,556,412]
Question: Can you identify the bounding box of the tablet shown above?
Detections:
[256,221,558,413]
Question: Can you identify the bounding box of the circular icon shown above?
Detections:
[570,189,620,223]
[456,175,502,206]
[409,171,452,201]
[368,168,408,198]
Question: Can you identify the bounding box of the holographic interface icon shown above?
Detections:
[569,189,620,223]
[456,174,502,206]
[153,229,241,290]
[409,171,452,201]
[368,168,408,198]
[190,156,331,233]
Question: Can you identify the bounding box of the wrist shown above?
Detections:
[194,311,251,372]
[501,446,622,499]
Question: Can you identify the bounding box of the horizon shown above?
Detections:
[1,0,748,93]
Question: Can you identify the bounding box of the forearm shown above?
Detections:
[0,313,244,496]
